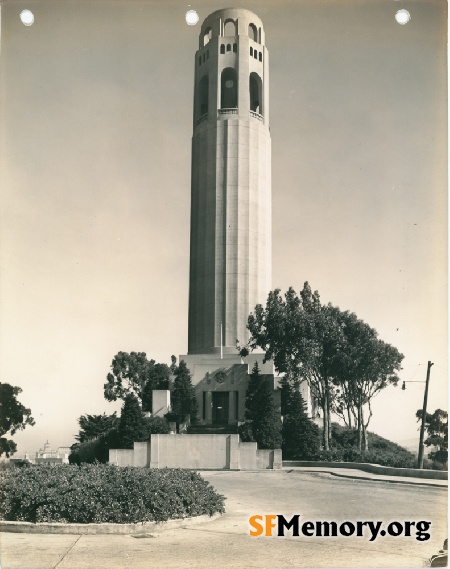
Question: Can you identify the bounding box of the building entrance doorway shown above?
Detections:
[212,392,229,425]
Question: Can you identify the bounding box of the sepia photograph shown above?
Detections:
[0,0,447,567]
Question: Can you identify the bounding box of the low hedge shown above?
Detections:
[0,464,225,524]
[313,448,417,469]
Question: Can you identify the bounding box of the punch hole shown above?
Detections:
[20,9,34,26]
[186,9,199,26]
[395,9,411,25]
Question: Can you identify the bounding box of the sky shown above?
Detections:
[0,0,447,456]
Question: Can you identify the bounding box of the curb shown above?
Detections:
[282,460,448,480]
[0,512,222,535]
[283,468,448,488]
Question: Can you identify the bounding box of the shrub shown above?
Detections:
[171,361,198,423]
[70,416,170,465]
[0,464,225,524]
[142,416,170,435]
[311,446,417,469]
[282,390,320,460]
[237,421,255,442]
[251,381,282,449]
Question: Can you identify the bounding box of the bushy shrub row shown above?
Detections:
[69,416,170,465]
[0,463,225,524]
[309,424,418,468]
[313,447,417,469]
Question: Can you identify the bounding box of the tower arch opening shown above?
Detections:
[221,68,238,110]
[249,72,263,114]
[203,27,212,46]
[197,75,209,119]
[224,19,236,36]
[248,23,258,42]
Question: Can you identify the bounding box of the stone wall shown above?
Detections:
[109,434,282,470]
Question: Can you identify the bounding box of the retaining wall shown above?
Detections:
[109,434,282,470]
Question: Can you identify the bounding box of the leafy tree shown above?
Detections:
[244,283,403,451]
[75,413,119,443]
[244,284,342,449]
[0,383,35,457]
[332,310,403,451]
[171,360,198,423]
[282,388,320,460]
[104,352,171,412]
[416,408,448,466]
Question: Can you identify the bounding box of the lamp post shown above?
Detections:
[402,361,434,469]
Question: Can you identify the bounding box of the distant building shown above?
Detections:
[34,440,70,464]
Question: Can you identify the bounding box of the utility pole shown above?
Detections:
[417,361,433,469]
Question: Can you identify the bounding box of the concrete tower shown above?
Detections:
[188,8,271,356]
[180,8,279,426]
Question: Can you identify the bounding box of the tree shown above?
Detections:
[331,310,403,451]
[104,352,171,412]
[0,383,35,457]
[117,393,147,449]
[416,408,448,466]
[244,284,342,449]
[239,362,282,449]
[244,361,262,421]
[282,388,321,460]
[244,283,403,451]
[75,413,119,443]
[171,360,198,423]
[251,381,282,449]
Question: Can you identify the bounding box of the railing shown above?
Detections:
[250,110,264,122]
[218,108,238,116]
[196,113,208,126]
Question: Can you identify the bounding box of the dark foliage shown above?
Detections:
[0,383,35,457]
[416,408,448,467]
[75,413,119,443]
[251,381,282,449]
[282,390,321,459]
[171,361,198,423]
[69,415,170,465]
[0,464,225,524]
[309,423,419,468]
[104,352,171,412]
[118,394,147,449]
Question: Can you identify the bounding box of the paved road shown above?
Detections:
[0,471,447,569]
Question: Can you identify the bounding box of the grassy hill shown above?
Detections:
[316,423,420,469]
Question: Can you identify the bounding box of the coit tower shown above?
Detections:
[188,8,271,356]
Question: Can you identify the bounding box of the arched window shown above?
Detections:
[198,75,209,118]
[250,47,253,56]
[221,68,238,109]
[233,43,237,53]
[259,52,262,62]
[249,72,263,114]
[220,44,225,54]
[254,50,257,60]
[226,44,231,52]
[203,28,212,47]
[224,19,236,36]
[248,23,258,42]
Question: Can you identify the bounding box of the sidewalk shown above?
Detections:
[282,465,448,488]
